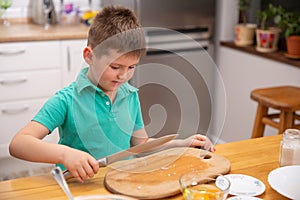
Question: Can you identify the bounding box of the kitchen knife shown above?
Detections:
[63,134,177,179]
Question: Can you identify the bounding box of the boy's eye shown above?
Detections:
[110,65,136,70]
[110,65,120,70]
[129,65,136,69]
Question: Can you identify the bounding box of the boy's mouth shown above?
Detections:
[112,80,122,86]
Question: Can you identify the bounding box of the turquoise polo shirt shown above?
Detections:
[33,67,144,168]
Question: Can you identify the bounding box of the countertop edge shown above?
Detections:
[0,23,89,43]
[220,41,300,69]
[0,35,88,43]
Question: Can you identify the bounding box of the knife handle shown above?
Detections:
[63,170,73,180]
[63,157,107,180]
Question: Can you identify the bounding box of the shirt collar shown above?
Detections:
[75,67,138,98]
[117,82,138,99]
[75,67,98,93]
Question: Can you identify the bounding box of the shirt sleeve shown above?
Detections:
[32,92,67,133]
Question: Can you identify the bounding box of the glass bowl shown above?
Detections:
[179,171,230,200]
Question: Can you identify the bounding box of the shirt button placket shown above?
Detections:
[105,100,112,113]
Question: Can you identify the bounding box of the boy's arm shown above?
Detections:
[130,128,149,146]
[131,128,215,152]
[9,121,99,182]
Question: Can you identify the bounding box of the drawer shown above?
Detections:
[0,41,60,72]
[0,69,61,101]
[0,98,59,158]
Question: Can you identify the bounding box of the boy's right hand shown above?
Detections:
[61,147,99,182]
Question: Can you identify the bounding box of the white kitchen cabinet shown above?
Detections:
[0,39,88,180]
[0,41,61,72]
[0,98,49,156]
[0,41,62,159]
[0,69,61,101]
[215,46,300,143]
[61,40,87,87]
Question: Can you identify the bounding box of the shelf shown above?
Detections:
[220,41,300,69]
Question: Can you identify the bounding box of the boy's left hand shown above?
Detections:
[182,134,215,152]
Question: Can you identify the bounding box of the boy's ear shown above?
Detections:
[83,47,93,65]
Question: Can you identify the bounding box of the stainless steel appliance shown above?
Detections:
[102,0,215,32]
[102,0,216,139]
[30,0,57,25]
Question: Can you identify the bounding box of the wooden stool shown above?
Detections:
[251,86,300,138]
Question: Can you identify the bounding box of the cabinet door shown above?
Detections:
[0,69,61,101]
[61,40,87,87]
[0,98,59,158]
[0,41,60,72]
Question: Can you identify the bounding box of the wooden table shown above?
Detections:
[0,135,289,200]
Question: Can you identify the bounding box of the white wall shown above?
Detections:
[216,47,300,142]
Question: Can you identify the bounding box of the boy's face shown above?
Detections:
[89,51,140,94]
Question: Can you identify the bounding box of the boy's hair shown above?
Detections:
[88,6,146,58]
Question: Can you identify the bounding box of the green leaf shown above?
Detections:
[274,15,281,24]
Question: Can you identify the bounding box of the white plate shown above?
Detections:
[224,174,265,196]
[74,195,137,200]
[227,196,262,200]
[268,165,300,200]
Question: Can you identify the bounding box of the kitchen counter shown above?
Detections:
[0,134,289,200]
[0,23,89,43]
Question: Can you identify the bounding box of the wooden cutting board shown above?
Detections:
[104,147,230,199]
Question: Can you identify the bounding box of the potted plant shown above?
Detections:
[234,0,257,46]
[256,4,284,53]
[277,11,300,58]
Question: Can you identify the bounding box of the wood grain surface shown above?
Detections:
[0,135,290,200]
[104,147,230,199]
[0,23,89,42]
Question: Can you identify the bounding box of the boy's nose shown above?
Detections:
[117,70,128,79]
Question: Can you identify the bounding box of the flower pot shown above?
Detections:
[256,28,281,53]
[234,24,257,46]
[285,35,300,59]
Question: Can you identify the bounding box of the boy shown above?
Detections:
[9,6,215,183]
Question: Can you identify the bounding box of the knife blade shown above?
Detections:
[63,134,177,179]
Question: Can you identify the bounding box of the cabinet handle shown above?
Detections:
[0,77,27,85]
[2,106,29,114]
[67,46,71,71]
[0,48,26,55]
